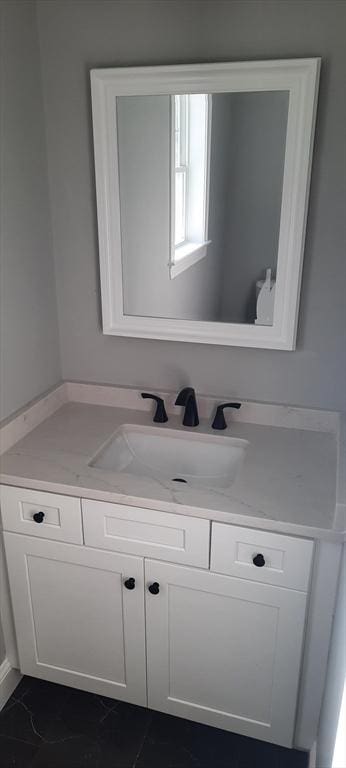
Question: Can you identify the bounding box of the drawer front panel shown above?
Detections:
[0,486,82,544]
[82,500,210,567]
[211,523,313,591]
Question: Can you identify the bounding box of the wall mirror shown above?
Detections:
[91,60,320,349]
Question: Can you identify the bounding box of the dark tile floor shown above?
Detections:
[0,676,309,768]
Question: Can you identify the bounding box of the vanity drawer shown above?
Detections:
[82,499,210,567]
[0,486,83,544]
[210,523,313,591]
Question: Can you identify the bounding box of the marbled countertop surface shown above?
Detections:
[0,402,340,541]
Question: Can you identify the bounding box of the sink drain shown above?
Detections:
[172,477,187,483]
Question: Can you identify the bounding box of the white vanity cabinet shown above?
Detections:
[1,486,314,748]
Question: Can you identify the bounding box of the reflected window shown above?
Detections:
[170,94,211,278]
[174,94,188,246]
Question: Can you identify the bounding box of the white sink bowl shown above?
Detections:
[90,424,248,489]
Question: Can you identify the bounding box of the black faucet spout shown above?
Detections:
[175,387,199,427]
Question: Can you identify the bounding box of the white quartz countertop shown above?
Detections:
[0,401,341,541]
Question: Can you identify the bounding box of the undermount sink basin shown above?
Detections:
[90,424,248,489]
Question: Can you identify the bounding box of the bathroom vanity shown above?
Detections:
[2,487,311,748]
[0,386,343,752]
[1,5,345,762]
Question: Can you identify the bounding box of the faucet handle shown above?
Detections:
[141,393,168,423]
[212,402,241,430]
[175,387,194,406]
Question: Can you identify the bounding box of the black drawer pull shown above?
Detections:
[148,582,160,595]
[33,511,45,524]
[253,553,265,568]
[124,577,136,590]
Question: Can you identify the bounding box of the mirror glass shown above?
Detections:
[117,91,289,325]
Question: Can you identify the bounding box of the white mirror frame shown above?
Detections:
[91,59,320,350]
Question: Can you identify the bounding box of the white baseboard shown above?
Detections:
[309,741,317,768]
[0,658,22,711]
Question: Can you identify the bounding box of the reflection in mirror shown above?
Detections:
[117,91,289,325]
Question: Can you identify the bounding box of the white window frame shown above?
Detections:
[91,59,320,350]
[173,94,188,248]
[170,93,212,279]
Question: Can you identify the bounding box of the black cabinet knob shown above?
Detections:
[33,511,45,524]
[124,577,136,590]
[148,582,160,595]
[253,553,265,568]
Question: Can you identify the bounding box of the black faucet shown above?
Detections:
[175,387,199,427]
[212,402,241,430]
[141,393,168,423]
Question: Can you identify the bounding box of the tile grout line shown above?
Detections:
[132,711,154,768]
[0,732,42,748]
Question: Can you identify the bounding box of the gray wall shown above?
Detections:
[0,0,61,423]
[0,0,61,664]
[37,0,346,410]
[219,91,288,324]
[208,93,235,323]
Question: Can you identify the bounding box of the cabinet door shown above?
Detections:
[4,533,147,705]
[145,560,307,747]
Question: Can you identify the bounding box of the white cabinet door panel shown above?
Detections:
[145,560,307,747]
[4,533,146,705]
